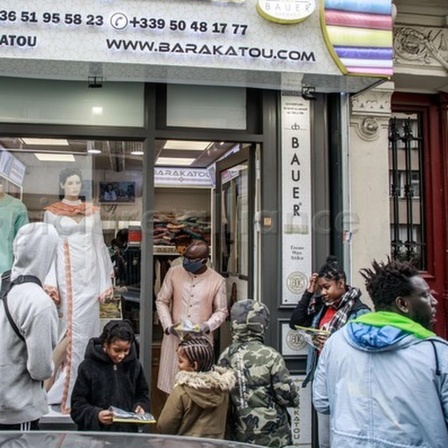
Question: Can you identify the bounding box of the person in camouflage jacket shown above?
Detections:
[217,299,299,447]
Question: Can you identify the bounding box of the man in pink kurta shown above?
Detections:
[156,241,228,393]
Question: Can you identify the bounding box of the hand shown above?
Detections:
[313,334,329,351]
[307,273,319,294]
[200,323,210,334]
[165,324,179,336]
[134,405,145,414]
[98,409,114,425]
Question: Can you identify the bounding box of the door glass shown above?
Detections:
[220,161,249,277]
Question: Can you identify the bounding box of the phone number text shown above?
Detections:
[0,10,249,35]
[0,10,104,26]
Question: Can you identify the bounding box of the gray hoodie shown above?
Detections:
[0,222,59,425]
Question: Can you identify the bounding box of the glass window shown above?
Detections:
[388,114,426,269]
[0,136,143,413]
[167,84,246,129]
[0,78,144,127]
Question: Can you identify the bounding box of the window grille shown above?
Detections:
[388,114,426,270]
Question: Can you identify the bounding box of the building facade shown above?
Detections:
[2,0,446,445]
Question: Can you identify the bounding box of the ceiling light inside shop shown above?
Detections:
[22,138,69,146]
[156,157,195,166]
[87,141,101,154]
[130,142,144,156]
[35,153,76,162]
[163,140,211,151]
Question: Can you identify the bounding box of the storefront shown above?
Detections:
[0,1,394,445]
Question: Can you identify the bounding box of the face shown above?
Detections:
[61,174,82,200]
[318,276,346,303]
[402,276,438,330]
[183,243,208,273]
[177,348,196,372]
[103,339,131,364]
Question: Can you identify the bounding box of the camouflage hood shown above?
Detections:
[230,299,269,343]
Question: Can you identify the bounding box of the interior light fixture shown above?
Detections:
[163,140,211,151]
[21,138,69,146]
[156,157,195,166]
[87,141,101,154]
[35,153,76,162]
[130,142,144,156]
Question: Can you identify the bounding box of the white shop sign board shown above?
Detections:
[0,0,339,75]
[281,94,312,306]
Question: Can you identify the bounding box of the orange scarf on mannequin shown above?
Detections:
[44,200,99,217]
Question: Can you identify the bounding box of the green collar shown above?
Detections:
[352,311,435,339]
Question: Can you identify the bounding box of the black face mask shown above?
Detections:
[183,258,205,273]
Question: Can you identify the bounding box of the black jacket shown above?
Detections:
[289,289,369,330]
[70,337,150,432]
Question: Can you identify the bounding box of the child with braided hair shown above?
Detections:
[70,320,150,432]
[157,335,235,438]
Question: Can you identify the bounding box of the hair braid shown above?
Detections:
[318,255,346,282]
[178,335,214,372]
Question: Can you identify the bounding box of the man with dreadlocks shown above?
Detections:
[289,255,370,447]
[157,335,235,438]
[313,258,448,447]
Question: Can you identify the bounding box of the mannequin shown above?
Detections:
[44,168,114,413]
[0,181,29,275]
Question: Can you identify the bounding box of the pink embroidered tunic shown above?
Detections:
[156,265,228,393]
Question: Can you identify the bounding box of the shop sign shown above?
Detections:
[281,93,312,306]
[0,149,25,186]
[8,158,26,186]
[257,0,316,24]
[287,375,312,447]
[154,167,213,187]
[0,0,341,76]
[321,0,394,76]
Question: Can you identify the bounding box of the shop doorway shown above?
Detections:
[151,140,260,416]
[152,140,260,330]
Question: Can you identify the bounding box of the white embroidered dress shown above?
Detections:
[44,199,113,412]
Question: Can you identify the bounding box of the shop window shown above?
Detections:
[388,114,426,270]
[0,77,144,127]
[166,84,246,129]
[0,135,143,412]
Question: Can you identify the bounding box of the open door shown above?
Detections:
[215,144,258,305]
